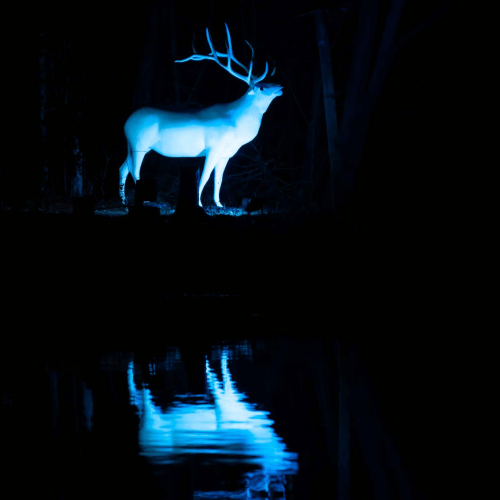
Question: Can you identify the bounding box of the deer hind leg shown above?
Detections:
[198,153,220,207]
[130,149,148,183]
[118,147,132,205]
[214,158,229,208]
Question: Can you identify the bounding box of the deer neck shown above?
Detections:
[234,92,269,118]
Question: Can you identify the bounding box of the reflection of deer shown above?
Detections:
[119,24,283,207]
[127,348,297,498]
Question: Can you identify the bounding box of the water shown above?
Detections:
[128,345,298,498]
[2,339,343,500]
[1,334,444,499]
[1,213,450,499]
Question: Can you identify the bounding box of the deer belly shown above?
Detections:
[152,126,206,157]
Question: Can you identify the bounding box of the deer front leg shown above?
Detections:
[198,152,219,207]
[214,158,229,208]
[130,150,148,183]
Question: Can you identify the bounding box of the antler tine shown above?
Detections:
[244,39,269,86]
[245,41,254,82]
[175,29,229,68]
[224,43,251,77]
[223,39,246,75]
[205,28,219,62]
[251,61,268,85]
[245,40,255,60]
[206,25,251,84]
[175,54,213,63]
[224,23,252,84]
[224,23,233,60]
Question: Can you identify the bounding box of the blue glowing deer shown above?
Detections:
[119,24,282,207]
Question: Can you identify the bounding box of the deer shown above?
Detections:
[118,24,283,208]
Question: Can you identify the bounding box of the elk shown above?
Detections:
[118,24,283,207]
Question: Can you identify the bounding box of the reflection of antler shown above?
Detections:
[175,23,268,87]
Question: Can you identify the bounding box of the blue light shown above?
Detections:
[127,347,297,497]
[118,24,283,208]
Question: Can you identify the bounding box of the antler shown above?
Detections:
[175,23,268,86]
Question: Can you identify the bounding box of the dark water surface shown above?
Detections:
[2,213,450,499]
[2,340,345,499]
[1,335,449,500]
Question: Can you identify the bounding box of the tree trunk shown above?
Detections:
[315,9,341,214]
[169,1,181,106]
[133,6,158,108]
[347,345,412,500]
[175,165,206,218]
[286,57,296,175]
[338,0,408,211]
[337,340,351,500]
[302,62,323,207]
[72,136,83,197]
[38,40,50,209]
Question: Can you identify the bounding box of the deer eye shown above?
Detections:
[260,86,264,91]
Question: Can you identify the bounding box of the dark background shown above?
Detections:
[3,0,457,220]
[1,2,466,499]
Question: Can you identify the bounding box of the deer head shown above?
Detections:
[247,81,283,112]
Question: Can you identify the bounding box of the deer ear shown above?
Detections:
[248,88,255,95]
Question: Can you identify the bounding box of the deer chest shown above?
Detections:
[235,115,262,145]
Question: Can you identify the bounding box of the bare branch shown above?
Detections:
[396,2,451,51]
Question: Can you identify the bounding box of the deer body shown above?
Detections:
[119,24,282,207]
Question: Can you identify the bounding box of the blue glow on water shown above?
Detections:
[127,346,297,496]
